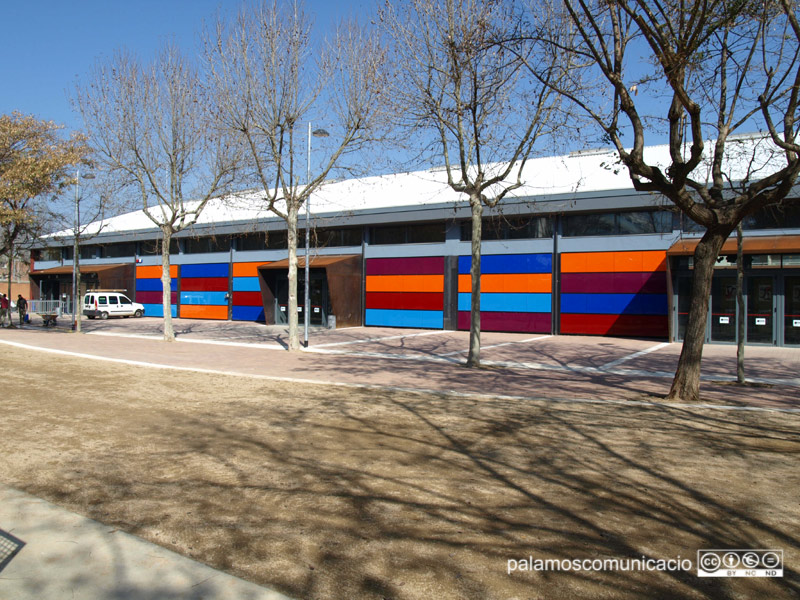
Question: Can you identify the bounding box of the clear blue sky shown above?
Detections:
[0,0,374,136]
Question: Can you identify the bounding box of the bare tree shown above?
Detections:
[380,0,570,367]
[529,0,800,401]
[48,170,119,332]
[205,0,387,351]
[75,45,240,341]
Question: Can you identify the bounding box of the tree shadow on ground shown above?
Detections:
[17,374,800,600]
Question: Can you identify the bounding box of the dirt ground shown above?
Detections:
[2,345,799,600]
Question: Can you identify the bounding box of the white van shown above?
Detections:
[83,292,145,319]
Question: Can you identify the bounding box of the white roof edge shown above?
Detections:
[43,136,784,239]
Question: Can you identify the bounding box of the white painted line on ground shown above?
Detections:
[86,330,286,350]
[437,335,551,357]
[312,329,452,348]
[86,331,163,341]
[599,342,671,370]
[1,337,798,414]
[79,330,800,387]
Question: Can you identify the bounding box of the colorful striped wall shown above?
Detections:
[559,250,668,337]
[457,254,552,333]
[179,263,230,320]
[231,262,267,321]
[365,257,444,328]
[135,265,178,318]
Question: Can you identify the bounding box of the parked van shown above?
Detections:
[83,292,145,319]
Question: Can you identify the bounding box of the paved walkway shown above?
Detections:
[0,485,292,600]
[2,319,799,411]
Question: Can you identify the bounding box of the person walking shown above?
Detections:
[0,294,8,327]
[17,294,28,326]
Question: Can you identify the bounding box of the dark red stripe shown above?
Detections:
[367,292,443,311]
[457,311,551,333]
[366,256,444,276]
[560,314,668,338]
[181,277,229,292]
[232,291,264,307]
[561,272,667,294]
[135,290,177,304]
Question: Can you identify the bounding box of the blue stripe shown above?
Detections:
[232,306,266,321]
[136,278,177,292]
[458,253,552,274]
[180,263,230,278]
[561,293,668,315]
[141,303,177,318]
[232,277,261,292]
[179,291,229,306]
[457,293,551,313]
[365,309,443,329]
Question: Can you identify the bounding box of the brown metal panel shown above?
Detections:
[667,235,800,256]
[324,256,362,327]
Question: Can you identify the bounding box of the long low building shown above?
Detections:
[30,141,800,346]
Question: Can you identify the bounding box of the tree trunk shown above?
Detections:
[466,198,483,367]
[667,227,732,402]
[161,229,175,342]
[286,204,300,352]
[6,241,13,327]
[75,254,82,333]
[736,223,745,384]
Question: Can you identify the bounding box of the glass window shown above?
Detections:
[236,231,287,251]
[618,211,673,234]
[371,223,445,245]
[313,227,362,247]
[97,295,108,305]
[783,254,800,266]
[184,235,231,254]
[750,254,781,267]
[39,247,63,261]
[119,296,132,305]
[563,210,672,237]
[108,296,118,304]
[563,213,616,236]
[460,216,553,241]
[742,202,800,230]
[102,242,137,258]
[139,238,180,255]
[407,223,445,244]
[371,225,406,245]
[80,245,98,260]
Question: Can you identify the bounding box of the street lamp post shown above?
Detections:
[304,123,329,348]
[72,169,94,331]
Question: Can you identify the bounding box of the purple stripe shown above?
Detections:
[457,311,551,333]
[561,272,667,294]
[135,290,177,304]
[366,256,444,276]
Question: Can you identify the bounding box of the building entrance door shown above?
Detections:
[273,269,329,326]
[710,276,737,342]
[785,276,800,345]
[747,275,775,344]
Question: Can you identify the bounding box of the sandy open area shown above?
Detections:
[2,345,798,599]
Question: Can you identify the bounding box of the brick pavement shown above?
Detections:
[1,318,799,410]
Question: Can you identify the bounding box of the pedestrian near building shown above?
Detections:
[17,295,28,326]
[0,294,8,327]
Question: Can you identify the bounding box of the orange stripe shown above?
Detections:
[137,265,178,279]
[366,274,444,293]
[561,251,667,273]
[232,262,270,278]
[458,273,552,293]
[180,305,228,320]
